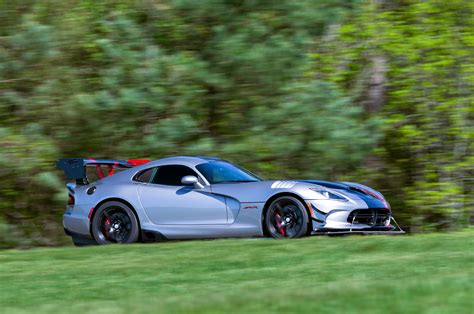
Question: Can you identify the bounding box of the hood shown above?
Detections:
[208,179,389,210]
[301,180,389,209]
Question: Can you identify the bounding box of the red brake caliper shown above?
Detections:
[274,213,286,237]
[103,218,111,237]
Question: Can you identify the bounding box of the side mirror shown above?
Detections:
[181,175,204,189]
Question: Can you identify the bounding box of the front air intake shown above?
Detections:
[347,208,391,226]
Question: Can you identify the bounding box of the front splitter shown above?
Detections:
[312,229,405,236]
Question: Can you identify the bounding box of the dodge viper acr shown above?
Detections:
[57,156,404,245]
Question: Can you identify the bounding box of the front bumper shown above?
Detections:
[312,220,405,236]
[308,201,405,235]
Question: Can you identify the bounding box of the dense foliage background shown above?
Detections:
[0,0,472,247]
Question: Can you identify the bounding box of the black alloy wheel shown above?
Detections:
[91,201,139,245]
[265,196,309,238]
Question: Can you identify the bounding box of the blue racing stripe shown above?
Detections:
[301,180,387,209]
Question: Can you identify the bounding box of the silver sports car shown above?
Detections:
[57,156,404,245]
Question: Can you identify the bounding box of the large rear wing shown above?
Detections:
[56,158,150,185]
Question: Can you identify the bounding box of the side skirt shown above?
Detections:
[141,229,169,242]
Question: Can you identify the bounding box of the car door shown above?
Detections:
[136,165,228,225]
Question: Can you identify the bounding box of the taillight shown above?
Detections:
[68,194,75,206]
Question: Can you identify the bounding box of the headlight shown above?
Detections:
[309,188,348,201]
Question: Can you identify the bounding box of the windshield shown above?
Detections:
[196,161,262,184]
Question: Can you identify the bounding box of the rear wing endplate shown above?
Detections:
[56,158,150,185]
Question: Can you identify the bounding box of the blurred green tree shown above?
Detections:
[1,0,373,246]
[0,0,471,247]
[312,0,473,230]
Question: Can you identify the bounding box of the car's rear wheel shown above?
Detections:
[265,196,309,239]
[91,201,139,245]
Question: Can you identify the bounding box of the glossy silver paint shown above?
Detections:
[63,156,400,241]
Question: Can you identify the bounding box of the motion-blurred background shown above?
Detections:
[0,0,472,248]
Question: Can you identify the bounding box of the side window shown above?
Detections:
[134,167,156,183]
[151,165,198,186]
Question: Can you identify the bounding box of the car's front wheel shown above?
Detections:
[265,196,309,239]
[91,201,139,245]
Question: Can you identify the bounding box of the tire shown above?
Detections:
[265,196,309,239]
[91,201,139,245]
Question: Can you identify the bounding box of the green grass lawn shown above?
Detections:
[1,230,473,314]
